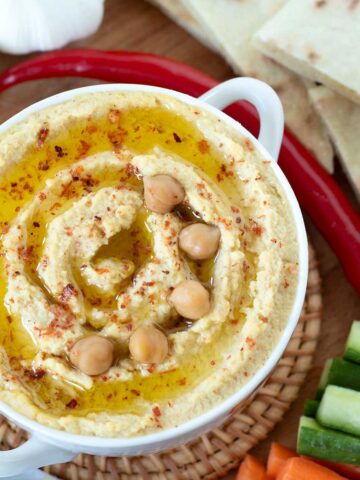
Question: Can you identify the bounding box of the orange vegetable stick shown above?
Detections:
[267,443,297,478]
[277,457,347,480]
[236,454,267,480]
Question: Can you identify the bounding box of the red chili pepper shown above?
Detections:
[309,457,360,480]
[0,49,359,294]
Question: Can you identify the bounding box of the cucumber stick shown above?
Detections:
[316,357,360,399]
[345,321,360,363]
[317,385,360,437]
[303,399,319,417]
[297,416,360,465]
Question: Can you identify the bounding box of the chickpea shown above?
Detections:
[69,335,114,376]
[129,325,168,364]
[169,280,211,320]
[179,223,220,260]
[143,175,185,213]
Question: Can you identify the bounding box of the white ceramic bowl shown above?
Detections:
[0,78,308,477]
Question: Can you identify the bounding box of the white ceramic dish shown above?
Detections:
[0,78,308,477]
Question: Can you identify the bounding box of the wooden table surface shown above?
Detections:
[0,0,359,477]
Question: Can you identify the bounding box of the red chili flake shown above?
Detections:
[198,139,209,154]
[125,323,133,331]
[236,217,241,224]
[219,217,232,229]
[1,222,9,234]
[242,261,250,273]
[284,279,290,289]
[37,126,49,148]
[271,238,278,244]
[82,175,97,188]
[231,206,240,213]
[64,226,73,237]
[108,108,121,123]
[39,192,47,201]
[40,306,76,338]
[60,181,77,199]
[259,315,268,323]
[32,221,40,228]
[131,389,140,397]
[123,162,137,179]
[250,220,263,236]
[148,293,156,305]
[152,406,161,417]
[86,125,97,134]
[287,264,297,274]
[108,128,127,146]
[17,246,34,262]
[173,132,182,143]
[71,165,85,179]
[54,145,65,158]
[243,138,254,151]
[143,281,155,287]
[25,368,46,380]
[59,283,78,302]
[94,267,109,275]
[178,378,187,386]
[66,399,78,409]
[77,140,90,158]
[245,337,256,349]
[38,160,50,171]
[230,319,239,325]
[22,181,33,193]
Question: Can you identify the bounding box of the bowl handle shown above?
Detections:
[0,435,75,477]
[199,77,284,161]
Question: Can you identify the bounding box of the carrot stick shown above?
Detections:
[236,454,267,480]
[277,457,347,480]
[267,443,297,478]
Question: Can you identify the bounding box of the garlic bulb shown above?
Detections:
[0,0,104,55]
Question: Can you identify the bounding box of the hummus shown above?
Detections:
[0,91,299,436]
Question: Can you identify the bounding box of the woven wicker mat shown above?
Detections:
[0,243,322,480]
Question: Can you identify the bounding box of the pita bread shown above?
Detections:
[181,0,334,172]
[147,0,219,52]
[309,86,360,199]
[254,0,360,105]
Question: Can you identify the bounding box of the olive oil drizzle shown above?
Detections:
[0,106,254,416]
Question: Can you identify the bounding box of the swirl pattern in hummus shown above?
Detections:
[0,92,299,436]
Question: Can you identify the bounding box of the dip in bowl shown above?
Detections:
[0,79,307,474]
